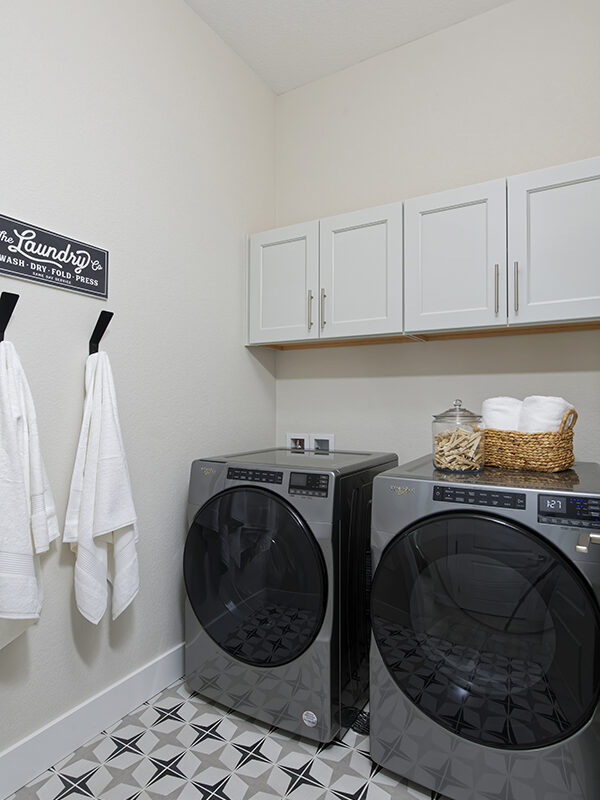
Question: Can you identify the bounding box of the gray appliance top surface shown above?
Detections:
[205,447,397,472]
[387,454,600,494]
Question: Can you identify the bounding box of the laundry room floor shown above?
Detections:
[9,678,449,800]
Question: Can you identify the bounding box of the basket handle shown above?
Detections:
[558,408,578,433]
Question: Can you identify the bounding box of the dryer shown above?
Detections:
[184,447,397,743]
[370,456,600,800]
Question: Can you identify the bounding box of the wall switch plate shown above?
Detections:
[286,432,309,451]
[309,433,334,453]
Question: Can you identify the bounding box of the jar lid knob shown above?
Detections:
[454,399,462,407]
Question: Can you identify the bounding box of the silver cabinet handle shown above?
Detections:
[514,261,519,313]
[494,264,499,315]
[320,288,326,329]
[307,289,314,329]
[576,532,600,553]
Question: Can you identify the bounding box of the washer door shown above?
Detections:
[184,486,327,667]
[371,511,600,749]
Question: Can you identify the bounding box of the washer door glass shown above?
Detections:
[371,512,600,749]
[184,486,327,667]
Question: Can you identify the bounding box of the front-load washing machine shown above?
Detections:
[370,456,600,800]
[184,447,397,743]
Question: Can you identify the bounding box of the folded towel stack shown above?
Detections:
[63,351,139,624]
[482,395,574,433]
[0,341,59,649]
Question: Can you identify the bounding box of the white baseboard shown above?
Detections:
[0,642,184,800]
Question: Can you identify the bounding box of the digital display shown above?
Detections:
[540,495,567,514]
[538,494,600,528]
[540,495,566,514]
[290,472,308,487]
[289,472,329,497]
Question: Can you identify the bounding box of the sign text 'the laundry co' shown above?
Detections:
[0,213,108,298]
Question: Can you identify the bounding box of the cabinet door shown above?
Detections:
[248,221,319,344]
[404,180,507,333]
[319,203,403,339]
[508,156,600,325]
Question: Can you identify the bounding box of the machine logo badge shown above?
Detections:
[389,485,415,496]
[200,467,216,477]
[302,710,318,727]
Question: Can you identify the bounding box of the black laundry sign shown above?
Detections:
[0,213,108,298]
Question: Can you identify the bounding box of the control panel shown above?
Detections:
[227,468,283,485]
[289,472,329,497]
[433,485,526,509]
[538,494,600,529]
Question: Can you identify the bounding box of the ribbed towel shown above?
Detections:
[519,396,574,433]
[0,341,59,649]
[63,352,139,623]
[481,397,522,431]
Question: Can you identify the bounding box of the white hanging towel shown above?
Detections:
[481,397,522,431]
[0,341,59,649]
[519,395,575,433]
[63,351,139,623]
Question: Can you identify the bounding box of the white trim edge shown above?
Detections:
[0,642,184,799]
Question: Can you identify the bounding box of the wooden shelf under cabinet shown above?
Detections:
[250,319,600,351]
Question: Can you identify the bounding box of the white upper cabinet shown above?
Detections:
[404,179,507,333]
[248,204,403,344]
[319,204,403,339]
[247,155,600,347]
[248,221,319,344]
[508,156,600,325]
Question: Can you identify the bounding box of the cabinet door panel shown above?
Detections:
[508,157,600,324]
[319,204,403,339]
[248,222,319,344]
[404,180,507,333]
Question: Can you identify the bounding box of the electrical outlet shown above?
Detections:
[286,432,309,451]
[309,433,334,454]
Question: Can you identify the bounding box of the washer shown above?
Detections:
[370,455,600,800]
[184,447,397,742]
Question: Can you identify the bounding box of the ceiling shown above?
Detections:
[185,0,514,94]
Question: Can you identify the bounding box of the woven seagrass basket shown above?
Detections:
[484,408,577,473]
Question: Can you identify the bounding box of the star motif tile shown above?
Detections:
[11,678,448,800]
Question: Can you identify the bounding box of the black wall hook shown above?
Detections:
[89,310,114,354]
[0,292,19,342]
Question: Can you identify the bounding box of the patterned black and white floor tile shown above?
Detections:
[10,679,449,800]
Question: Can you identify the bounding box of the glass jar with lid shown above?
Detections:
[432,399,484,472]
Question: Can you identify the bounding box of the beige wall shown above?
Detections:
[274,0,600,464]
[0,0,276,751]
[276,332,600,463]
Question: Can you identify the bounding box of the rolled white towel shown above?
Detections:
[519,396,574,433]
[481,397,522,431]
